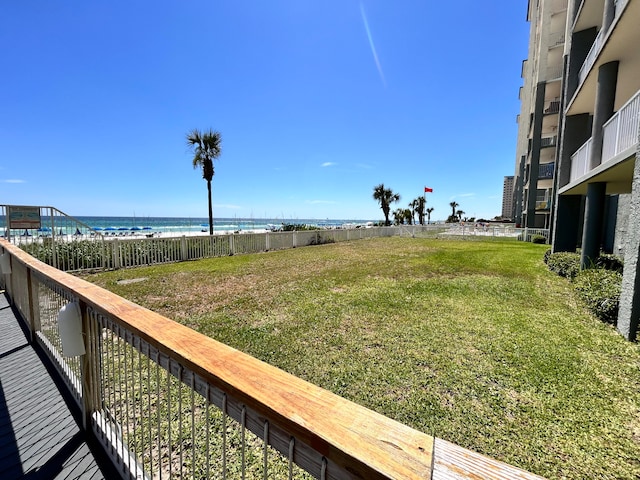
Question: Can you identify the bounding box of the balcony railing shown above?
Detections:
[570,138,592,182]
[577,0,629,86]
[569,88,640,183]
[539,163,555,179]
[541,136,557,148]
[544,99,560,114]
[578,29,604,85]
[602,88,640,163]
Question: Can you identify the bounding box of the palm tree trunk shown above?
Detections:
[207,180,214,235]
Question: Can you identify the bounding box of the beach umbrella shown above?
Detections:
[105,227,116,231]
[142,226,152,230]
[130,226,141,231]
[118,227,128,231]
[94,227,103,231]
[37,227,51,232]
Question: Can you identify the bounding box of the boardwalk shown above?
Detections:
[0,292,120,480]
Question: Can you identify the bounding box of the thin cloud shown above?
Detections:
[2,179,25,184]
[450,193,476,200]
[306,200,338,205]
[360,2,386,87]
[321,162,337,167]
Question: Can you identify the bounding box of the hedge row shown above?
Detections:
[545,250,623,324]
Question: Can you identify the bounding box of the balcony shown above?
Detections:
[578,28,604,85]
[544,99,560,114]
[575,0,631,90]
[541,135,558,148]
[570,87,640,183]
[539,163,555,180]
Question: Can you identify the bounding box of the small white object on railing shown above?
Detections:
[0,252,11,274]
[57,302,85,357]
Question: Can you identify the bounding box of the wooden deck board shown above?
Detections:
[432,438,546,480]
[0,292,120,480]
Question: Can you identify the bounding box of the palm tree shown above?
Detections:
[187,129,222,235]
[412,197,426,225]
[426,207,434,224]
[392,208,405,225]
[373,184,401,226]
[449,201,459,218]
[456,210,465,222]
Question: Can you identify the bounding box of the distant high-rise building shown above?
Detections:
[502,176,514,219]
[515,0,640,340]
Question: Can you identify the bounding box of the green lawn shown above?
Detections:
[82,237,640,479]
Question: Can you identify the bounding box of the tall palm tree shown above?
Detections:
[426,207,434,224]
[449,201,459,218]
[412,197,426,225]
[373,184,401,226]
[187,129,222,235]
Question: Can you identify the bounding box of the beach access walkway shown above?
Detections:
[0,291,120,480]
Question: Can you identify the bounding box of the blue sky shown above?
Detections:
[0,1,529,222]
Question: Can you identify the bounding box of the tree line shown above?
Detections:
[372,184,468,226]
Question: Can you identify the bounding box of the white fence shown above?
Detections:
[3,207,547,273]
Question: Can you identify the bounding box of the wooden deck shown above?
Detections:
[0,291,120,480]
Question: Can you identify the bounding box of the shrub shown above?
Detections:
[595,253,624,273]
[531,235,547,244]
[546,252,581,279]
[543,248,552,264]
[574,269,622,324]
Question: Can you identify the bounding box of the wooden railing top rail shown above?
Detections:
[1,239,435,479]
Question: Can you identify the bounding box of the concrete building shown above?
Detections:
[517,0,640,339]
[502,176,515,219]
[513,0,567,228]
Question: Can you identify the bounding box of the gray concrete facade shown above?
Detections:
[617,139,640,340]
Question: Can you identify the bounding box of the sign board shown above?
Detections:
[8,206,41,230]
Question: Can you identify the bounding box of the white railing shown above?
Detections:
[6,215,544,274]
[602,88,640,163]
[570,138,592,182]
[578,29,604,84]
[0,240,545,480]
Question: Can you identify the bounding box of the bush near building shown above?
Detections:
[545,250,623,324]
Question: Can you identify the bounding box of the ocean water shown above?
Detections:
[73,216,375,234]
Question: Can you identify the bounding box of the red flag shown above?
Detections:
[424,187,433,193]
